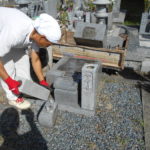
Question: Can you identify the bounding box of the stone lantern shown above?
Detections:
[93,0,111,24]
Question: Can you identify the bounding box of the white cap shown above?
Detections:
[33,13,61,43]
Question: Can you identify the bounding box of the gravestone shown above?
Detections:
[85,12,91,23]
[81,63,101,111]
[139,13,150,35]
[112,0,121,18]
[44,0,58,18]
[46,56,102,116]
[139,12,150,47]
[74,22,107,47]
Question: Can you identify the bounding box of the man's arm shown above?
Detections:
[0,60,9,80]
[30,50,50,87]
[30,50,44,81]
[0,59,21,95]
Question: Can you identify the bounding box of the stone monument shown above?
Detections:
[46,56,102,116]
[139,12,150,47]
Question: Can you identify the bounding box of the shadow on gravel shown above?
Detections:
[119,68,147,81]
[0,108,48,150]
[103,67,150,95]
[119,68,150,95]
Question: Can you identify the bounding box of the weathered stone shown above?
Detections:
[113,12,126,24]
[107,12,113,30]
[74,22,106,47]
[91,12,97,23]
[139,35,150,47]
[16,77,50,101]
[54,88,79,108]
[81,63,101,110]
[139,12,150,47]
[38,99,58,128]
[85,12,91,23]
[46,56,100,84]
[46,56,101,115]
[112,0,121,17]
[54,76,79,108]
[141,58,150,73]
[44,0,58,18]
[54,77,77,91]
[107,36,124,48]
[139,13,150,36]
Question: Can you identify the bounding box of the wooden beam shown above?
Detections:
[52,44,126,70]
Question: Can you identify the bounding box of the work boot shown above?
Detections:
[8,97,31,110]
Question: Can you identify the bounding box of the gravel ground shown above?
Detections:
[0,72,145,150]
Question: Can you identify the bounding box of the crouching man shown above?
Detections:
[0,7,61,109]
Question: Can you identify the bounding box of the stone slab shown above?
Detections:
[16,77,50,101]
[74,22,106,47]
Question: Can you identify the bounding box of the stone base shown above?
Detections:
[58,104,95,117]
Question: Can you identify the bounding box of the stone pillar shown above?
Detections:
[44,0,58,18]
[112,0,121,17]
[81,63,101,111]
[47,46,53,69]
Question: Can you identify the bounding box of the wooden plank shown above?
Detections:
[52,44,126,69]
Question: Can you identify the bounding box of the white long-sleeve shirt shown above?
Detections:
[0,7,39,57]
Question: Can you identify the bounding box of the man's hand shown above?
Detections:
[39,80,50,87]
[5,77,21,95]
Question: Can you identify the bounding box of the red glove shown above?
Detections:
[5,77,21,95]
[39,80,49,87]
[40,80,53,93]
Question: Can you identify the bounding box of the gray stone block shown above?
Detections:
[16,77,50,101]
[46,56,102,115]
[112,0,121,14]
[141,59,150,73]
[85,12,91,23]
[91,12,97,23]
[81,63,101,111]
[107,36,124,48]
[54,88,79,108]
[54,77,77,91]
[74,22,106,47]
[139,13,150,36]
[113,12,126,24]
[44,0,58,18]
[46,57,69,84]
[38,100,58,128]
[46,56,101,84]
[108,12,113,30]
